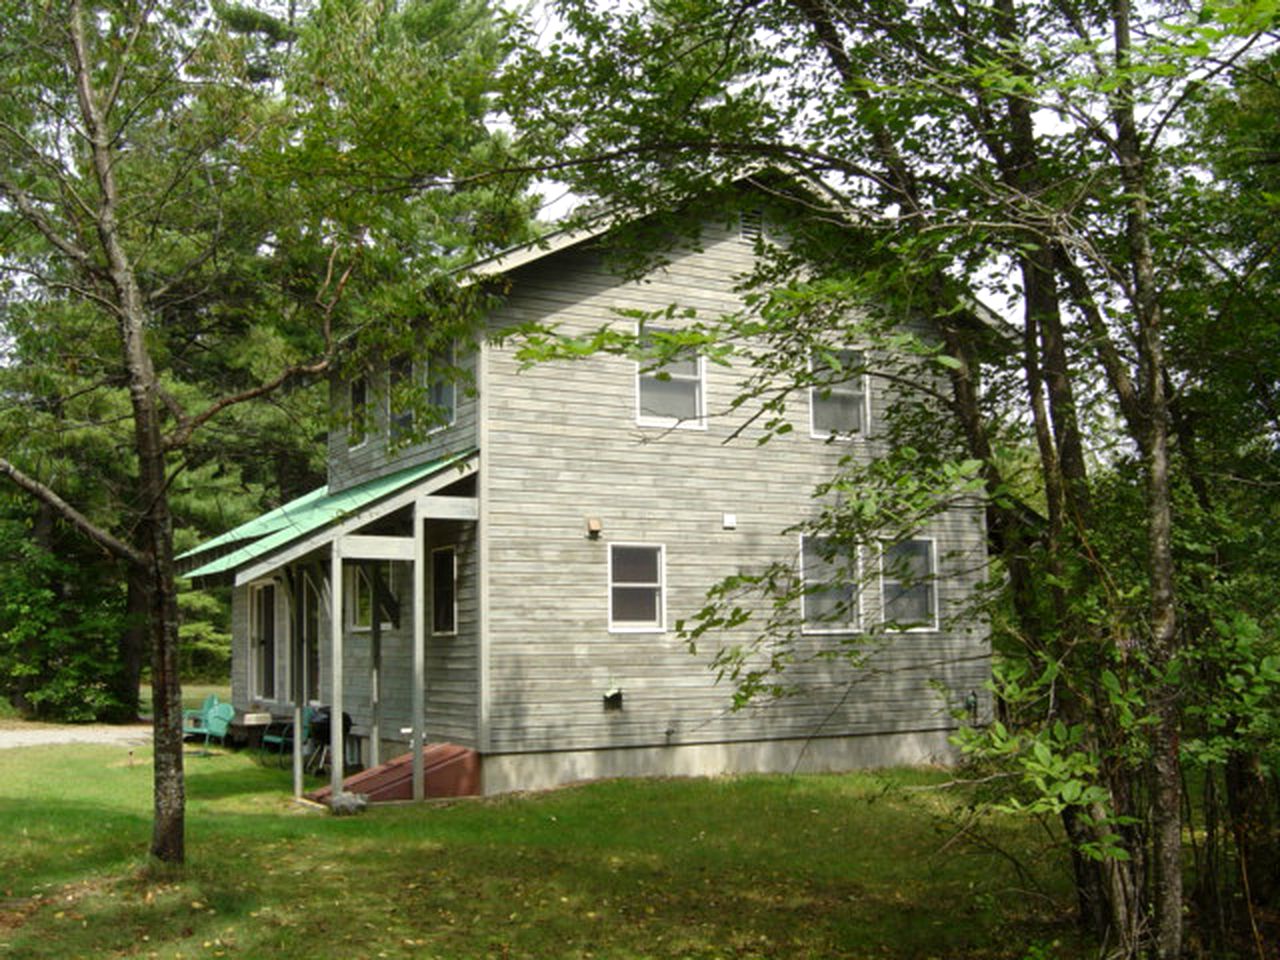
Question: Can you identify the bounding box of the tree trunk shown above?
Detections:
[96,568,149,723]
[69,0,184,862]
[1111,0,1182,953]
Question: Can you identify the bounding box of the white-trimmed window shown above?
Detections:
[609,543,665,632]
[301,574,321,703]
[810,349,867,438]
[636,324,704,428]
[250,583,277,700]
[881,538,938,630]
[350,562,393,631]
[349,375,369,449]
[388,355,415,441]
[428,341,456,429]
[431,546,457,635]
[800,535,859,632]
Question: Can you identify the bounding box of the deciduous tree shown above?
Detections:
[0,0,529,862]
[501,1,1280,954]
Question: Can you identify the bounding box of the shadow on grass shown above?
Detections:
[0,758,1086,960]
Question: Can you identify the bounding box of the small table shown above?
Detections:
[235,711,273,749]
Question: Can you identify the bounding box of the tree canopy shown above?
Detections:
[0,0,532,862]
[500,1,1280,955]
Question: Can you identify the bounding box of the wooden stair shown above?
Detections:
[307,743,479,804]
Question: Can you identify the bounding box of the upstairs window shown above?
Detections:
[636,325,704,428]
[800,536,859,633]
[250,583,277,700]
[810,349,867,438]
[882,538,938,630]
[388,355,415,442]
[428,341,456,429]
[609,544,665,632]
[348,375,369,449]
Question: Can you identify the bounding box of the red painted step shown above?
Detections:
[307,743,479,804]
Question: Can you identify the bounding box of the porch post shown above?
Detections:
[370,575,381,768]
[412,501,425,800]
[330,538,345,799]
[286,569,304,800]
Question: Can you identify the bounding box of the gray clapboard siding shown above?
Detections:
[479,227,990,757]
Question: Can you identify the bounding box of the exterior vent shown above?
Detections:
[739,208,764,241]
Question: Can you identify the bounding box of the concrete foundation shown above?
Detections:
[479,726,960,795]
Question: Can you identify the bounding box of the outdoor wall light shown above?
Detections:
[586,516,603,539]
[603,688,623,711]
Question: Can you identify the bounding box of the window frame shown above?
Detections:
[879,537,939,632]
[608,542,666,633]
[635,323,706,430]
[799,535,860,634]
[249,581,278,701]
[301,573,322,704]
[348,375,369,450]
[431,545,457,636]
[809,348,868,440]
[427,341,457,431]
[388,354,416,443]
[349,561,394,632]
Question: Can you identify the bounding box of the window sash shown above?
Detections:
[251,584,276,700]
[609,544,665,631]
[431,547,457,635]
[810,349,866,437]
[637,325,703,426]
[349,376,368,449]
[800,536,858,632]
[428,342,456,428]
[388,356,415,441]
[302,576,321,703]
[350,562,393,631]
[882,539,938,629]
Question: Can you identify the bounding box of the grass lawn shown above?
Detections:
[0,744,1090,960]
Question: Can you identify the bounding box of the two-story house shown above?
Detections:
[179,200,992,802]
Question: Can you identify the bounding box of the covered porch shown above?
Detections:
[179,450,480,802]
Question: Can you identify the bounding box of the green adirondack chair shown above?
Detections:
[261,706,314,766]
[182,694,220,738]
[187,702,234,754]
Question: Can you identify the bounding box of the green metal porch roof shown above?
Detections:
[179,450,474,583]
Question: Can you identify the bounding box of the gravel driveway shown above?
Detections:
[0,721,152,750]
